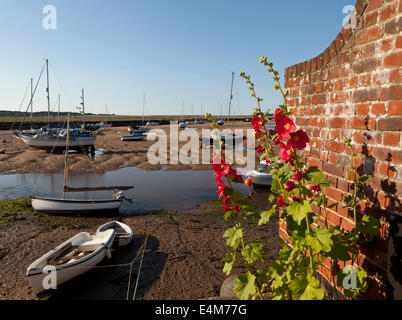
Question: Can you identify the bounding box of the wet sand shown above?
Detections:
[0,120,279,300]
[0,121,258,175]
[0,196,278,300]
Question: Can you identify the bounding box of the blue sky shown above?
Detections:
[0,0,352,116]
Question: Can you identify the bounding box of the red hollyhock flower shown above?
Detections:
[288,130,309,150]
[285,180,296,192]
[275,114,296,139]
[257,145,266,155]
[279,143,292,162]
[277,194,285,207]
[252,115,263,131]
[293,171,303,182]
[264,158,271,164]
[273,108,284,119]
[245,178,252,186]
[222,196,230,205]
[308,184,321,192]
[232,204,241,212]
[223,206,232,213]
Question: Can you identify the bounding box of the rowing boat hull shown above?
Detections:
[18,134,96,150]
[97,221,133,247]
[31,197,121,214]
[27,230,115,294]
[120,135,146,141]
[245,170,273,188]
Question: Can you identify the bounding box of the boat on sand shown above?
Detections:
[26,229,115,294]
[97,221,133,247]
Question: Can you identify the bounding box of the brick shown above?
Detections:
[383,132,400,146]
[380,3,397,21]
[384,52,402,67]
[365,10,378,27]
[366,0,384,12]
[390,68,402,83]
[312,94,326,105]
[385,16,402,35]
[378,117,402,131]
[350,117,376,130]
[352,88,379,102]
[328,117,346,128]
[355,26,383,45]
[372,103,386,114]
[380,85,402,100]
[388,101,402,115]
[323,162,344,178]
[352,58,379,74]
[380,38,392,51]
[396,35,402,48]
[356,103,370,115]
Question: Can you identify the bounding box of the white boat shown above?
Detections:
[178,122,187,130]
[17,130,96,150]
[31,197,123,214]
[217,119,225,126]
[245,161,273,188]
[97,221,133,247]
[26,229,115,295]
[120,133,147,141]
[128,124,149,134]
[30,114,133,215]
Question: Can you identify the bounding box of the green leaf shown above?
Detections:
[222,253,236,275]
[289,273,324,300]
[233,272,257,300]
[358,174,372,184]
[287,200,312,224]
[305,227,334,253]
[258,206,277,225]
[223,224,243,250]
[242,240,267,264]
[356,215,380,238]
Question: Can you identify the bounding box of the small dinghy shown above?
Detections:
[199,133,244,145]
[26,229,115,294]
[120,133,147,141]
[97,221,133,247]
[245,160,273,188]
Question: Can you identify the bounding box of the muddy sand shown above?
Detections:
[0,198,278,300]
[0,121,259,175]
[0,120,279,300]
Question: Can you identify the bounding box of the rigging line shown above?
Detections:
[126,238,148,300]
[30,118,68,196]
[9,80,30,131]
[17,63,46,132]
[48,61,75,109]
[132,233,149,300]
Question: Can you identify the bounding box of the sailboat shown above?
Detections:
[16,60,97,150]
[31,114,133,214]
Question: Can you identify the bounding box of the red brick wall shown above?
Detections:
[282,0,401,299]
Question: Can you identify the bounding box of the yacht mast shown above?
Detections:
[46,59,50,128]
[81,89,85,127]
[62,113,71,200]
[227,72,234,123]
[30,78,34,129]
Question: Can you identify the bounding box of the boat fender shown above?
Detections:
[106,248,112,259]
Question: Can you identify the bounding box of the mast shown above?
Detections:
[227,72,234,123]
[46,59,50,128]
[142,93,145,123]
[62,113,71,200]
[81,89,85,127]
[30,78,33,129]
[58,94,60,126]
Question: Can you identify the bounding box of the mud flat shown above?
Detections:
[0,198,278,300]
[0,121,260,175]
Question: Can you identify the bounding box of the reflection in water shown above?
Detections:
[0,167,260,213]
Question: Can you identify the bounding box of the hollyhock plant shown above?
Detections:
[277,194,285,207]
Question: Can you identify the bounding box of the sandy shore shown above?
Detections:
[0,198,278,300]
[0,121,259,175]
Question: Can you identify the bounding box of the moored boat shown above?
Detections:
[26,229,115,295]
[97,221,133,247]
[121,133,147,141]
[245,160,273,188]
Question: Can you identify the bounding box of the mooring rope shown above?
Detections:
[132,234,148,300]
